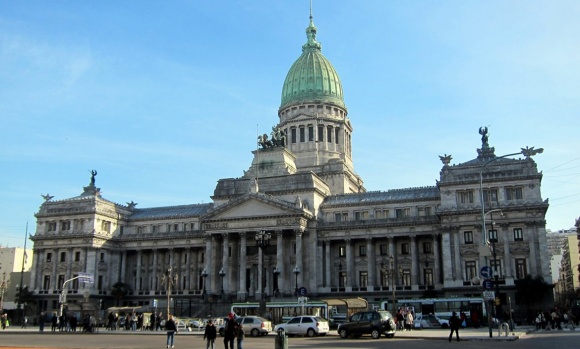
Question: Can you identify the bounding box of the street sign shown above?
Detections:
[298,286,308,296]
[483,291,495,300]
[480,266,493,279]
[482,279,493,290]
[78,272,94,284]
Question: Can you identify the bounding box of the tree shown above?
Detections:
[110,282,131,306]
[515,275,552,322]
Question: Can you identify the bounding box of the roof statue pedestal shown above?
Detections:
[243,147,297,179]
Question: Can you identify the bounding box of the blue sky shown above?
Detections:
[1,1,579,248]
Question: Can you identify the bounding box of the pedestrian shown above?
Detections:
[22,315,28,328]
[1,313,7,330]
[223,312,236,349]
[405,311,414,331]
[235,322,245,349]
[51,312,58,332]
[165,314,178,348]
[396,309,404,331]
[448,311,460,342]
[38,312,45,332]
[203,319,217,349]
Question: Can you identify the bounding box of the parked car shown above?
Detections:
[274,316,329,337]
[337,310,396,339]
[413,314,449,329]
[219,316,272,337]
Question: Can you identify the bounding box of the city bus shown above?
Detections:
[231,300,328,325]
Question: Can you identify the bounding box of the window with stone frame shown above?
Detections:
[354,210,369,221]
[513,228,523,241]
[60,252,66,262]
[417,207,432,216]
[335,128,339,144]
[338,245,346,257]
[327,126,332,143]
[299,126,305,142]
[395,208,410,218]
[482,188,499,203]
[401,243,410,255]
[137,226,144,234]
[359,245,367,257]
[379,244,388,256]
[338,271,347,288]
[375,209,389,219]
[334,212,348,222]
[457,190,474,204]
[506,186,523,201]
[308,125,314,141]
[424,268,434,285]
[490,259,503,278]
[401,269,411,286]
[464,231,474,244]
[515,258,527,279]
[46,252,52,262]
[465,261,477,281]
[43,275,51,290]
[291,127,297,143]
[58,274,65,289]
[423,241,432,253]
[488,229,498,243]
[359,271,368,287]
[317,125,324,142]
[61,220,71,231]
[74,251,81,262]
[47,222,57,232]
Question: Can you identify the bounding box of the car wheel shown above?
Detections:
[251,328,260,337]
[338,328,349,338]
[307,328,316,337]
[371,329,381,339]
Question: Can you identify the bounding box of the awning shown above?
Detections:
[320,297,368,309]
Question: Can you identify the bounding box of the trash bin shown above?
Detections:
[275,329,288,349]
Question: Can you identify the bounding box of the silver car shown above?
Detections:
[274,316,330,337]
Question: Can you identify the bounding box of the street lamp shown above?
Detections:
[161,267,178,317]
[201,268,208,295]
[479,144,543,338]
[0,272,10,314]
[255,230,271,314]
[293,266,301,296]
[219,267,226,298]
[381,256,403,312]
[273,267,280,297]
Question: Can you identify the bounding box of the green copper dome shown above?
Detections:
[280,15,345,110]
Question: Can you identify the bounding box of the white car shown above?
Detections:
[274,316,330,337]
[413,314,449,329]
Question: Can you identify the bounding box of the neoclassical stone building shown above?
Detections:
[29,12,550,315]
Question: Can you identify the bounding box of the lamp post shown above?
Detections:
[381,256,403,313]
[161,267,178,317]
[201,268,208,296]
[273,267,280,297]
[255,230,271,314]
[219,267,226,298]
[0,272,10,314]
[479,145,543,338]
[293,266,301,296]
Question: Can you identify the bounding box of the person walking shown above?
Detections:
[165,314,178,348]
[50,313,58,332]
[448,311,461,342]
[223,313,236,349]
[38,312,45,332]
[203,319,217,349]
[235,322,245,349]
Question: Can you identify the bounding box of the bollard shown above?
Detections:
[498,322,509,337]
[275,328,288,349]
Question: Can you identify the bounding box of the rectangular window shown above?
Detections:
[401,243,410,255]
[60,252,66,262]
[395,208,410,218]
[513,228,523,241]
[359,245,367,257]
[327,126,332,142]
[102,221,111,233]
[317,125,324,142]
[299,127,305,142]
[48,222,57,232]
[402,269,411,286]
[380,270,390,287]
[152,225,158,233]
[137,226,144,234]
[423,241,432,254]
[379,244,388,256]
[339,246,346,257]
[97,275,103,291]
[457,190,474,204]
[335,128,339,144]
[308,125,314,141]
[464,231,474,244]
[375,209,389,219]
[58,274,65,289]
[173,224,178,232]
[339,271,347,288]
[506,186,523,200]
[61,220,71,230]
[424,268,434,286]
[491,259,503,278]
[74,251,81,262]
[43,275,51,290]
[515,258,527,279]
[46,252,52,262]
[483,188,499,203]
[359,271,368,287]
[291,128,297,143]
[334,212,348,222]
[417,207,432,216]
[72,274,79,289]
[488,229,498,243]
[465,261,477,281]
[354,211,368,221]
[100,253,105,262]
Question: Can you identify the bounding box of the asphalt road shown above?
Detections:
[0,329,578,349]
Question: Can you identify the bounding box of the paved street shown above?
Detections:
[0,326,578,349]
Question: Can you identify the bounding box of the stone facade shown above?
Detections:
[29,12,550,316]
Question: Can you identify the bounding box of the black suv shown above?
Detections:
[337,310,396,339]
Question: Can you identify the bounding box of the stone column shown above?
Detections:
[222,233,229,294]
[66,248,73,285]
[441,231,453,284]
[366,236,375,289]
[296,230,304,289]
[276,231,285,294]
[410,236,418,286]
[501,224,512,278]
[324,241,331,288]
[432,234,441,285]
[186,248,192,291]
[152,249,158,290]
[51,248,58,290]
[136,250,142,291]
[453,228,461,281]
[29,249,38,290]
[120,250,127,283]
[526,222,538,276]
[238,232,247,299]
[345,238,353,288]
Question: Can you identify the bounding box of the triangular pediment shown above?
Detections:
[202,193,308,221]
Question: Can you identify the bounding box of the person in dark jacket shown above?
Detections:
[223,313,236,349]
[448,311,461,342]
[203,319,217,349]
[165,314,178,348]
